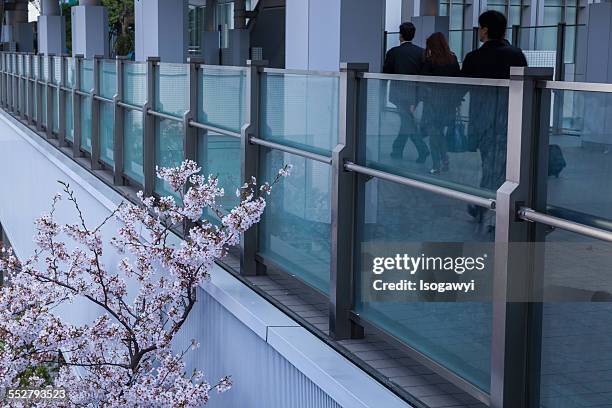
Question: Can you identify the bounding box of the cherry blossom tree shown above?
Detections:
[0,160,290,407]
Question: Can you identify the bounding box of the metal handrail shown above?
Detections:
[262,67,340,77]
[249,137,333,164]
[117,101,143,112]
[147,108,183,122]
[360,72,510,87]
[188,120,241,139]
[345,162,496,209]
[536,80,612,93]
[519,207,612,242]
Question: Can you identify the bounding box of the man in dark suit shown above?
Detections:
[383,22,429,162]
[461,11,527,222]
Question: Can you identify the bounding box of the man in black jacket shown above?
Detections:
[461,11,527,222]
[384,22,429,162]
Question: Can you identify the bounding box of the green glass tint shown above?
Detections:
[361,78,508,197]
[32,56,39,79]
[41,86,47,127]
[155,63,189,117]
[100,61,117,99]
[547,90,612,219]
[42,56,49,81]
[123,62,146,106]
[80,96,92,153]
[259,149,331,294]
[198,67,246,133]
[354,177,494,392]
[540,89,612,405]
[80,59,94,92]
[65,57,75,89]
[196,131,241,221]
[53,57,61,85]
[99,102,114,166]
[260,72,339,156]
[65,92,74,142]
[52,87,59,133]
[155,119,184,196]
[124,109,144,185]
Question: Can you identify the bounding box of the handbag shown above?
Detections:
[446,115,469,153]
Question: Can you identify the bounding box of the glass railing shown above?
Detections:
[536,86,612,408]
[260,70,340,157]
[2,52,612,408]
[196,66,246,219]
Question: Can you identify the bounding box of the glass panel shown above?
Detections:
[99,102,114,166]
[362,78,508,196]
[17,54,22,75]
[260,72,339,156]
[65,57,75,88]
[53,57,61,85]
[80,59,94,92]
[24,56,30,77]
[100,60,117,99]
[540,229,612,408]
[155,63,189,117]
[52,87,59,133]
[33,57,39,79]
[42,56,49,81]
[539,90,612,406]
[259,149,332,293]
[123,62,146,106]
[197,132,241,220]
[354,178,494,392]
[198,67,246,133]
[65,93,74,142]
[41,86,47,127]
[81,96,92,153]
[155,119,184,196]
[124,110,144,184]
[547,90,612,219]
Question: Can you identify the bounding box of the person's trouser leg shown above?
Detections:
[429,125,444,170]
[392,107,411,156]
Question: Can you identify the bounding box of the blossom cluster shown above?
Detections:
[0,160,290,407]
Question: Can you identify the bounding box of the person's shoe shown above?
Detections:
[390,150,403,159]
[416,151,430,164]
[429,168,441,175]
[441,159,450,172]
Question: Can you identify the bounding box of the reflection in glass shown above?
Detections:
[361,78,508,197]
[197,132,241,221]
[260,72,339,156]
[155,63,189,118]
[124,110,144,185]
[80,96,92,153]
[198,67,246,133]
[259,149,331,293]
[155,119,184,196]
[354,177,494,392]
[99,102,114,166]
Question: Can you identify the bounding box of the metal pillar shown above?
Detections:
[490,67,553,408]
[58,54,67,147]
[113,56,126,186]
[72,55,83,157]
[329,62,368,340]
[240,59,267,276]
[91,55,102,169]
[143,57,159,196]
[45,54,55,139]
